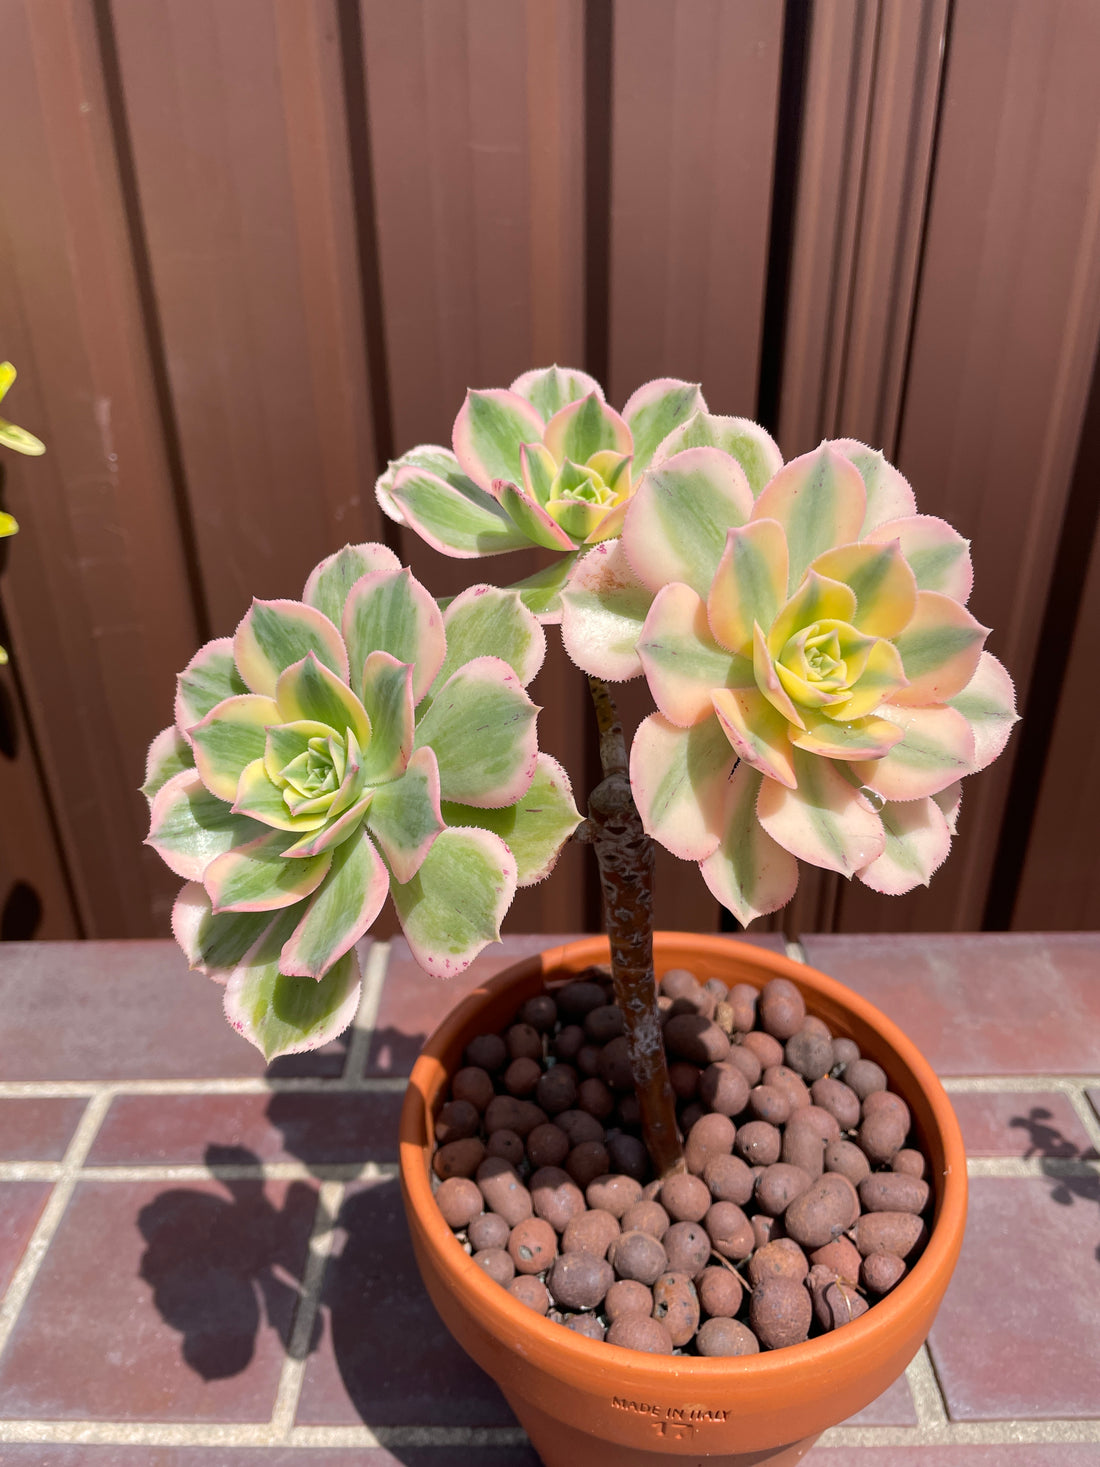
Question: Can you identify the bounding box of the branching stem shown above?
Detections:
[585,676,685,1178]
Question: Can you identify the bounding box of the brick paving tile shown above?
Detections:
[809,1449,1100,1464]
[0,1181,53,1295]
[949,1092,1097,1159]
[0,1096,87,1161]
[0,942,361,1081]
[842,1371,918,1426]
[0,1178,318,1423]
[296,1176,517,1428]
[88,1091,405,1168]
[800,933,1100,1075]
[368,932,788,1077]
[927,1176,1100,1420]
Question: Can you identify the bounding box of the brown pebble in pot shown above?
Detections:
[696,1317,760,1356]
[662,1220,711,1276]
[735,1120,781,1167]
[785,1025,834,1082]
[577,1077,616,1120]
[704,1201,754,1260]
[465,1033,508,1071]
[858,1172,930,1216]
[508,1216,558,1274]
[435,1175,484,1229]
[555,979,608,1020]
[762,1064,811,1112]
[663,1013,731,1067]
[536,1065,578,1116]
[526,1122,570,1170]
[620,1199,671,1240]
[861,1250,907,1294]
[725,1044,763,1087]
[562,1207,620,1259]
[609,1229,669,1286]
[684,1112,736,1175]
[781,1117,825,1180]
[504,1056,543,1098]
[566,1313,606,1340]
[597,1035,634,1091]
[486,1129,526,1167]
[519,993,558,1032]
[659,1171,711,1224]
[530,1166,587,1232]
[858,1107,908,1166]
[585,1003,626,1043]
[508,1275,550,1314]
[552,1025,585,1063]
[606,1313,674,1354]
[696,1264,743,1317]
[506,1022,544,1063]
[473,1248,515,1286]
[476,1157,533,1226]
[586,1172,643,1219]
[810,1077,861,1131]
[565,1140,611,1189]
[810,1236,862,1284]
[824,1138,871,1187]
[606,1132,649,1182]
[652,1271,700,1346]
[747,1238,808,1287]
[854,1211,928,1259]
[783,1172,860,1251]
[754,1161,813,1217]
[741,1029,783,1070]
[750,1276,812,1350]
[699,1061,750,1118]
[758,977,806,1041]
[435,1099,480,1145]
[548,1252,614,1312]
[832,1036,860,1069]
[844,1057,888,1099]
[892,1147,927,1179]
[703,1152,755,1207]
[484,1095,547,1137]
[432,1137,487,1180]
[468,1211,511,1251]
[605,1278,654,1321]
[749,1084,791,1125]
[556,1109,605,1146]
[452,1066,495,1112]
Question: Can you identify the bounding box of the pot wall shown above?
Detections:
[399,934,967,1466]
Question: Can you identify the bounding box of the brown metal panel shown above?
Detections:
[778,0,948,455]
[607,0,784,414]
[836,0,1100,933]
[1012,367,1100,930]
[110,0,381,633]
[0,671,80,940]
[0,0,201,937]
[362,0,591,935]
[606,0,783,934]
[775,0,948,936]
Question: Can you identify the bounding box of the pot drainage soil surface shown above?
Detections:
[429,962,931,1356]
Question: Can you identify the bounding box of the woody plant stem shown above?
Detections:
[578,675,685,1179]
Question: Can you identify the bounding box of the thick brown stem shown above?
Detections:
[585,677,685,1178]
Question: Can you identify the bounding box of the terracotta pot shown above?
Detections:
[399,933,966,1467]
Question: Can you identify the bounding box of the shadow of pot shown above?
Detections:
[400,933,966,1467]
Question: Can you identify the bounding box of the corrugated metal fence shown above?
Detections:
[2,0,1099,944]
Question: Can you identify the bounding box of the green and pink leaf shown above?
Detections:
[757,749,886,877]
[711,686,797,789]
[829,439,917,533]
[621,378,706,476]
[342,567,446,705]
[274,653,371,747]
[810,540,918,639]
[890,591,988,705]
[279,828,389,979]
[171,882,277,978]
[559,541,651,681]
[510,366,605,421]
[440,752,582,887]
[622,447,754,597]
[652,412,783,498]
[850,703,976,800]
[947,651,1018,772]
[390,827,518,979]
[412,656,538,807]
[175,638,249,735]
[866,514,973,602]
[453,388,546,490]
[384,464,530,558]
[142,726,195,805]
[708,520,788,658]
[146,771,269,881]
[699,764,799,926]
[189,694,281,802]
[364,745,445,883]
[629,713,737,861]
[303,543,402,626]
[204,830,332,913]
[543,392,632,466]
[856,796,953,895]
[638,583,754,726]
[752,445,867,592]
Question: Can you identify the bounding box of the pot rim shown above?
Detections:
[399,932,966,1396]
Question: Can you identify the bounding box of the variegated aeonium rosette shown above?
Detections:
[556,429,1018,922]
[375,365,777,619]
[142,542,580,1059]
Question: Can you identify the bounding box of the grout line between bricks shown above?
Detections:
[0,1090,111,1363]
[816,1419,1100,1447]
[905,1342,949,1428]
[0,1161,399,1184]
[0,1421,532,1448]
[270,1179,345,1438]
[343,940,390,1085]
[0,1076,409,1099]
[966,1155,1100,1179]
[940,1075,1100,1093]
[1065,1085,1100,1153]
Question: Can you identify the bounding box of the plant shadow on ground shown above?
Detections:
[137,1021,531,1455]
[1010,1105,1100,1265]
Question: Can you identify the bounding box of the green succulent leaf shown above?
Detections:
[510,365,605,421]
[389,826,517,979]
[343,567,445,706]
[204,829,332,913]
[441,753,581,886]
[429,585,545,699]
[279,828,390,979]
[223,910,362,1060]
[384,465,530,558]
[364,745,445,884]
[171,882,279,975]
[413,656,538,808]
[176,638,250,732]
[142,726,196,806]
[303,542,402,628]
[146,771,269,881]
[234,599,349,699]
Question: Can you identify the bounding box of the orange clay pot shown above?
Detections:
[399,934,966,1467]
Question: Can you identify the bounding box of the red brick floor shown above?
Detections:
[0,932,1097,1465]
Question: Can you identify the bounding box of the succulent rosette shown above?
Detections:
[560,440,1018,922]
[374,365,757,618]
[142,543,580,1058]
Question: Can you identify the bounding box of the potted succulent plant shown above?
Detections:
[142,366,1016,1466]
